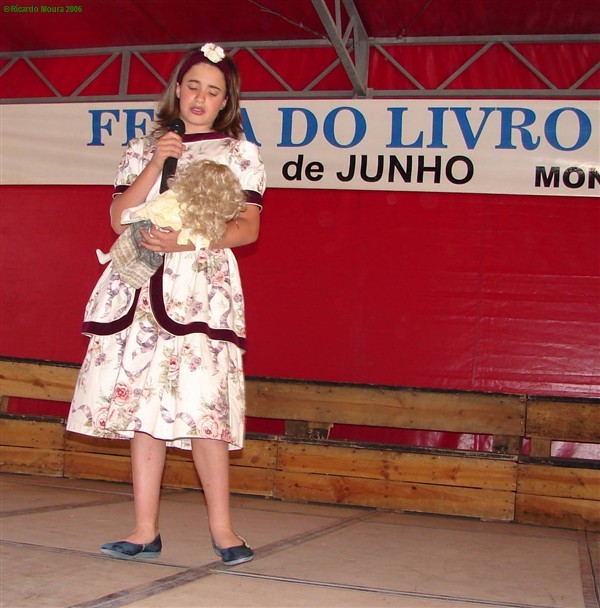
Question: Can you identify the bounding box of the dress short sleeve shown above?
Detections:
[113,136,155,197]
[228,139,267,210]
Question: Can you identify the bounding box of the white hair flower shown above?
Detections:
[201,43,226,63]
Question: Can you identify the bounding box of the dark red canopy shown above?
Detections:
[2,0,598,53]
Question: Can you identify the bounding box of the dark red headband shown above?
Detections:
[177,50,230,84]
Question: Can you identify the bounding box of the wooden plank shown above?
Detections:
[247,380,525,435]
[229,439,278,469]
[0,417,65,450]
[284,420,309,438]
[166,438,278,470]
[518,464,600,501]
[274,471,514,521]
[528,438,552,458]
[527,400,600,443]
[515,494,600,530]
[0,446,64,476]
[66,435,277,468]
[229,466,274,496]
[161,458,199,490]
[64,451,132,483]
[278,443,516,491]
[492,435,521,455]
[162,454,274,495]
[0,360,78,403]
[64,442,275,496]
[65,432,131,457]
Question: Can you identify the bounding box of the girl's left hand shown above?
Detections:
[139,225,194,253]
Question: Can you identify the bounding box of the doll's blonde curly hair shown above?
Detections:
[169,160,247,244]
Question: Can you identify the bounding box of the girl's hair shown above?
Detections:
[154,49,243,139]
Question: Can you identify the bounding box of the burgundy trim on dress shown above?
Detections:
[113,184,129,197]
[82,264,246,349]
[182,132,227,143]
[244,190,263,206]
[149,263,247,348]
[82,289,141,336]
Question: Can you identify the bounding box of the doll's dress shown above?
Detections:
[122,190,210,248]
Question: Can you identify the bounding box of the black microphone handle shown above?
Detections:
[160,156,178,193]
[159,119,186,193]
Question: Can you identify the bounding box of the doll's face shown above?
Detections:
[176,62,227,134]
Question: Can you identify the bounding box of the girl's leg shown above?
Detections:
[124,431,166,543]
[191,438,241,548]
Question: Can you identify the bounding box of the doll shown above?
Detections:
[109,159,247,288]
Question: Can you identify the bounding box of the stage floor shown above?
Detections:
[1,473,597,608]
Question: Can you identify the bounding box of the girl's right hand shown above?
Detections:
[149,130,185,170]
[110,130,185,233]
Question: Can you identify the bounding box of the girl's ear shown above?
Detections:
[176,84,181,99]
[220,98,227,109]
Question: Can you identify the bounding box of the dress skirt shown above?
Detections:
[66,248,247,451]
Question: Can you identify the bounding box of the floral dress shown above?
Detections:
[66,132,266,451]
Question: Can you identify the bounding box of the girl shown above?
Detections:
[67,43,266,566]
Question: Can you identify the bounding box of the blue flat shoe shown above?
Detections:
[100,534,162,560]
[212,533,254,566]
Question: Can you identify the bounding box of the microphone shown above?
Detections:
[159,119,186,193]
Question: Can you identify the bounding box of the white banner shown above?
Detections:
[1,100,598,196]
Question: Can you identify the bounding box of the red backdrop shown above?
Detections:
[1,41,599,436]
[1,184,598,399]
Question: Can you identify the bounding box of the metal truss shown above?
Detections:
[0,0,598,103]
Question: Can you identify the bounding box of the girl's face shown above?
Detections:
[176,62,227,133]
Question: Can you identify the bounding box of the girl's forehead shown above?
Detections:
[181,62,226,88]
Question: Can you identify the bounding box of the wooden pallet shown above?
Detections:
[1,357,598,529]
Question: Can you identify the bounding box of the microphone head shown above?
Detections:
[167,119,186,136]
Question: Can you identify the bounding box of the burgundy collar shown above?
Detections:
[182,131,227,143]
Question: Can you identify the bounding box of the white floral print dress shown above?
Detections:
[66,132,266,451]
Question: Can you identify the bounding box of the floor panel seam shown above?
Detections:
[0,474,135,495]
[234,507,379,561]
[212,570,562,608]
[0,495,134,518]
[366,514,581,541]
[0,539,188,569]
[67,565,220,608]
[579,530,600,608]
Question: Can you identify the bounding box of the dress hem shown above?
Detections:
[65,426,243,451]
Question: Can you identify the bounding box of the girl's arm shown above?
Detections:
[213,204,260,248]
[110,132,184,234]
